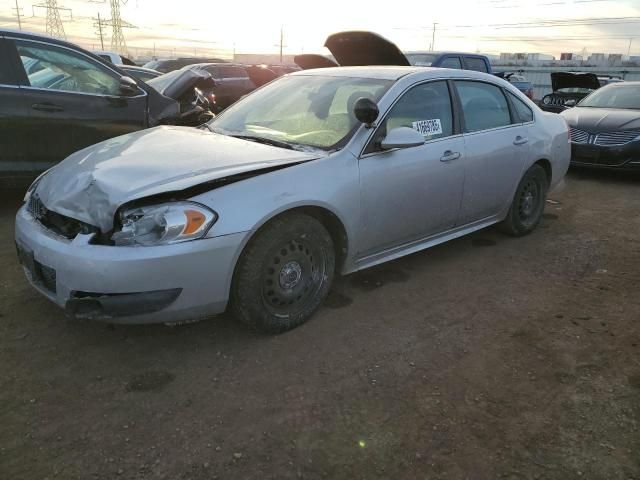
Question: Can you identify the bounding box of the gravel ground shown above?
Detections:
[1,169,639,480]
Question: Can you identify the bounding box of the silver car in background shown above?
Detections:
[15,67,570,333]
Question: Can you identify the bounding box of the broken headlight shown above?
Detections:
[112,202,217,246]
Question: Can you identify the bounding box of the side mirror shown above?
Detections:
[381,127,425,150]
[354,97,379,126]
[119,76,139,96]
[564,99,577,108]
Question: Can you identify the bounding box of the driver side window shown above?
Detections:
[16,40,120,96]
[365,80,454,154]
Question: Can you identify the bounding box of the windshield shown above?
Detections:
[211,75,392,150]
[579,85,640,109]
[405,53,439,66]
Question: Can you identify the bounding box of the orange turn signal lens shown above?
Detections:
[183,209,207,235]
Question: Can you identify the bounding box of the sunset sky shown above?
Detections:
[1,0,639,59]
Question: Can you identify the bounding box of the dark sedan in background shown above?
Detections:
[561,82,640,170]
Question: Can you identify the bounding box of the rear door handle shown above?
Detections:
[513,136,528,145]
[440,150,461,162]
[32,103,64,113]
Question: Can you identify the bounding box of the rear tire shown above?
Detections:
[230,213,335,334]
[499,164,549,237]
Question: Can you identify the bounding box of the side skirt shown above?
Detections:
[349,215,501,273]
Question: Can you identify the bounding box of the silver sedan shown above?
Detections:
[15,67,570,332]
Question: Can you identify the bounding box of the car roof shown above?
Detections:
[0,28,85,51]
[289,65,496,81]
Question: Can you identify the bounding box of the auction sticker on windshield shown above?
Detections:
[412,119,442,136]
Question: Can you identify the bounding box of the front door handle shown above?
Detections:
[513,136,529,146]
[440,150,461,162]
[32,103,64,113]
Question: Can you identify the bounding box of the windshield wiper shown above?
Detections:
[230,134,296,150]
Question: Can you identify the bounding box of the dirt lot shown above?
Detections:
[1,169,639,480]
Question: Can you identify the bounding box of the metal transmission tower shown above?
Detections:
[109,0,128,54]
[33,1,71,40]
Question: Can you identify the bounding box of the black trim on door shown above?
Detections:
[0,37,23,86]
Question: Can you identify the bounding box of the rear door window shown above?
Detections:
[440,57,462,69]
[455,80,511,132]
[464,57,489,73]
[507,91,534,123]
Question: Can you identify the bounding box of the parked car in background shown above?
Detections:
[160,63,285,111]
[598,75,624,87]
[0,29,212,180]
[540,72,601,113]
[405,51,493,73]
[561,81,640,170]
[16,66,569,332]
[119,65,162,82]
[92,50,136,66]
[143,57,228,73]
[187,63,258,109]
[495,71,534,100]
[264,64,300,76]
[293,30,494,75]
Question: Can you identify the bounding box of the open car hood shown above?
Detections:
[324,31,410,67]
[147,69,215,101]
[294,54,339,70]
[551,72,600,92]
[35,126,321,232]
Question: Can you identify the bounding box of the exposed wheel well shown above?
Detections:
[240,206,349,274]
[534,158,552,184]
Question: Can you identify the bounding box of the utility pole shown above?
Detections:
[431,22,437,51]
[12,0,23,30]
[628,38,634,56]
[95,12,105,50]
[274,26,287,64]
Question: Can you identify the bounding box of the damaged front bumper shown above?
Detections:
[15,206,246,324]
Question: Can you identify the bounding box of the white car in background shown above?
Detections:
[92,50,136,66]
[16,65,570,333]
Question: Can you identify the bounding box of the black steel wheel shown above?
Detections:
[231,213,335,333]
[499,164,549,236]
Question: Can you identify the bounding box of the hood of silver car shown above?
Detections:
[35,126,320,232]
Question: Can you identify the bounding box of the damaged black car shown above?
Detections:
[0,29,212,181]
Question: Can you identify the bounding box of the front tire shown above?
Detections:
[230,213,335,334]
[499,164,549,236]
